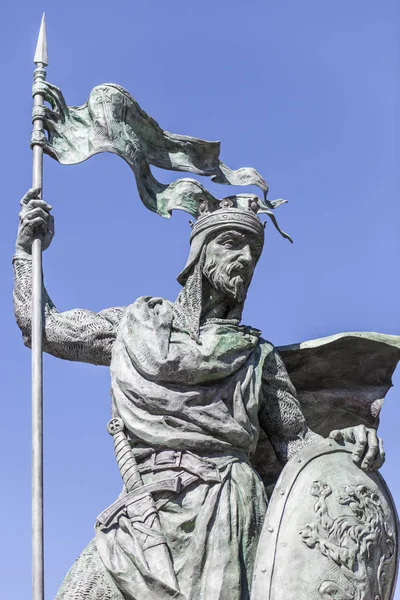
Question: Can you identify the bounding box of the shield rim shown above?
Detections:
[251,438,399,600]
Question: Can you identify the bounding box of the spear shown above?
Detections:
[31,13,48,600]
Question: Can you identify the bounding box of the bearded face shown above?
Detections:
[202,229,262,303]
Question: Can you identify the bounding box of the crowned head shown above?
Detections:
[173,195,266,338]
[177,194,265,289]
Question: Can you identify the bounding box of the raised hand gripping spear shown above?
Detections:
[30,14,48,600]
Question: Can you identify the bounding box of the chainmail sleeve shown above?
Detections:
[259,348,321,465]
[13,256,125,366]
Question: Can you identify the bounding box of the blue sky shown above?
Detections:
[0,1,399,597]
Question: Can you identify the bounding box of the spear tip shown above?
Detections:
[34,13,48,66]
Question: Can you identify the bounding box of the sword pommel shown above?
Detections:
[107,417,124,435]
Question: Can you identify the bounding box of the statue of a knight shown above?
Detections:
[13,80,395,600]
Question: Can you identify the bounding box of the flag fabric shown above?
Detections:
[35,82,291,240]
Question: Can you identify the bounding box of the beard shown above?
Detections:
[203,257,248,303]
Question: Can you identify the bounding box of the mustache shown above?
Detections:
[226,260,247,277]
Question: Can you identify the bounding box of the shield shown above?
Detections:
[251,439,399,600]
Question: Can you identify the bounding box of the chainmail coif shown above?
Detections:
[172,245,206,342]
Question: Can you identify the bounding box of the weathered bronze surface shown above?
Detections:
[15,62,399,599]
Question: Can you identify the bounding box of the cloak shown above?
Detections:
[253,332,400,494]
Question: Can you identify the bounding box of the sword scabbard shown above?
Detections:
[105,417,180,590]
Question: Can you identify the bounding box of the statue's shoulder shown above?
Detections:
[127,296,173,311]
[258,336,279,361]
[121,296,174,327]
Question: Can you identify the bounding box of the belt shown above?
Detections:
[137,449,221,483]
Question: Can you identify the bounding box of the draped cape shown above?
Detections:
[110,296,271,457]
[254,331,400,492]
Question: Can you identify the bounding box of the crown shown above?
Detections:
[190,195,265,243]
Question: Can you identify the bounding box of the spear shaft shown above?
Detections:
[31,14,48,600]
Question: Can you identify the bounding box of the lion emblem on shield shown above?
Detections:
[300,481,395,600]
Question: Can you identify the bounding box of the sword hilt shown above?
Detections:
[107,418,142,492]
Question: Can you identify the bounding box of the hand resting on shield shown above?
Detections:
[329,424,385,472]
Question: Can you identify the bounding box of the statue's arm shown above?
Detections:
[259,349,322,465]
[13,189,124,366]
